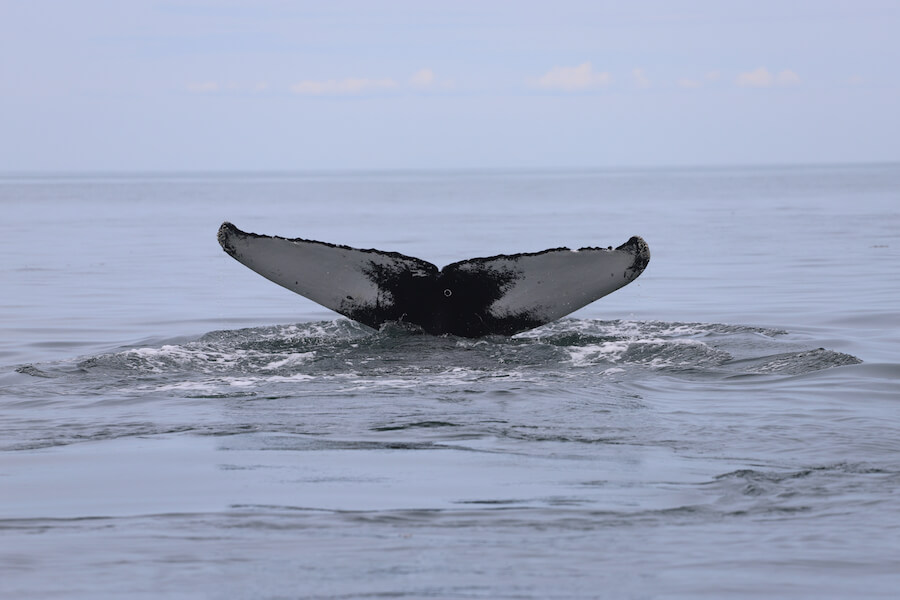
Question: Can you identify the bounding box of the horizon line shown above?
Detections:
[1,159,898,179]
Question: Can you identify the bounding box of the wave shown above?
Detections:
[0,318,869,454]
[11,318,861,396]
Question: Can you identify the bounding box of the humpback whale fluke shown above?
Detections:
[217,222,650,337]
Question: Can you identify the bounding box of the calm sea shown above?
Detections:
[1,165,898,599]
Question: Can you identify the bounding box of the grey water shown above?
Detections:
[1,165,898,599]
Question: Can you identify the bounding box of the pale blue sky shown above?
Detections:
[2,0,898,171]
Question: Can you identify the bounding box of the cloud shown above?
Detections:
[677,70,724,89]
[408,67,454,90]
[290,77,397,95]
[736,67,772,87]
[632,68,651,89]
[409,68,435,88]
[534,62,611,91]
[736,67,800,88]
[187,81,219,93]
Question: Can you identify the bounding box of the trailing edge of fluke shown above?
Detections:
[218,222,649,337]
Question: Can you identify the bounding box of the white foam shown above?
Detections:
[153,380,219,392]
[567,341,630,366]
[261,352,316,371]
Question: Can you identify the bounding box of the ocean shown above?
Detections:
[1,165,898,598]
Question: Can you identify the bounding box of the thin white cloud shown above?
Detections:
[409,68,435,88]
[187,81,219,93]
[407,67,454,90]
[736,67,800,88]
[677,70,724,89]
[736,67,773,87]
[632,68,651,89]
[533,62,611,91]
[290,77,397,95]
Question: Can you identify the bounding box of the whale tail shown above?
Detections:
[218,222,649,337]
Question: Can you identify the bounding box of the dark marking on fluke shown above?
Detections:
[349,253,528,337]
[217,222,650,338]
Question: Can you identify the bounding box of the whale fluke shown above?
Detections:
[217,222,649,337]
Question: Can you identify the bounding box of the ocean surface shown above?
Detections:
[1,165,898,599]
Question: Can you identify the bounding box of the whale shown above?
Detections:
[217,222,649,337]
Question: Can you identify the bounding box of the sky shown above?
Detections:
[2,0,899,171]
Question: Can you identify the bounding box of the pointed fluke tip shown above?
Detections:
[616,236,650,274]
[218,221,240,256]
